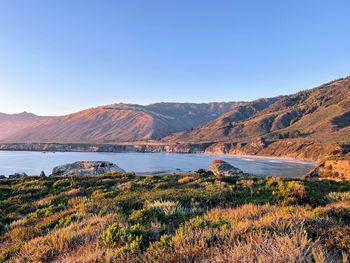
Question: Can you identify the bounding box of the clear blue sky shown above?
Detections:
[0,0,349,116]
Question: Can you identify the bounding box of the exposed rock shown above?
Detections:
[209,160,244,177]
[51,161,126,177]
[9,172,28,179]
[303,157,350,181]
[40,171,46,177]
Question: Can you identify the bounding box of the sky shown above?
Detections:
[0,0,350,116]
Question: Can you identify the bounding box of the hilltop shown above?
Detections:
[164,77,350,144]
[0,112,47,141]
[0,102,238,143]
[0,77,349,161]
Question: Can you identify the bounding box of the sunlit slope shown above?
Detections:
[164,77,350,144]
[2,102,237,143]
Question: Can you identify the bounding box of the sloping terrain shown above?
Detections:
[1,102,237,143]
[0,112,48,141]
[164,77,350,144]
[1,173,350,261]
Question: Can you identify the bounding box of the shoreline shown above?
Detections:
[205,152,318,164]
[1,140,344,163]
[0,147,318,164]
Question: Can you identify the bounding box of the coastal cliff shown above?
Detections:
[204,139,347,162]
[0,142,212,154]
[0,139,347,162]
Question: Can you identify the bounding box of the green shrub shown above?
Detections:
[273,181,306,205]
[327,191,350,202]
[102,223,147,255]
[0,243,22,262]
[148,233,173,251]
[52,178,71,189]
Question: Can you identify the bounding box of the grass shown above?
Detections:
[0,172,350,262]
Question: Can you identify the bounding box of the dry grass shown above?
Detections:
[11,214,118,263]
[144,204,348,263]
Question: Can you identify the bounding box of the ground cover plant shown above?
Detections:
[0,172,350,262]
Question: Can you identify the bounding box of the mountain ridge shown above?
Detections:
[1,76,349,162]
[164,76,350,144]
[0,102,239,143]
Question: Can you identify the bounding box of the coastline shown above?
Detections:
[0,141,322,163]
[205,152,318,164]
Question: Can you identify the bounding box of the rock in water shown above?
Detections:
[51,161,126,177]
[209,160,244,177]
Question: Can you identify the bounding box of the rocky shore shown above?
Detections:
[0,139,348,162]
[0,142,211,154]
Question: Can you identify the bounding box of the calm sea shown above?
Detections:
[0,151,316,177]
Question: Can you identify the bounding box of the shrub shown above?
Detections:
[146,200,185,217]
[274,181,306,204]
[327,191,350,202]
[0,243,22,262]
[147,233,173,252]
[101,223,147,255]
[52,178,71,189]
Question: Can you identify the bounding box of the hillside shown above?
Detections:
[164,77,350,144]
[0,112,48,141]
[1,102,237,143]
[1,172,350,261]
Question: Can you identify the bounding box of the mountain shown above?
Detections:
[164,77,350,145]
[1,102,239,143]
[0,112,47,141]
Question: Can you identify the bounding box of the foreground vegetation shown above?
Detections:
[1,172,350,262]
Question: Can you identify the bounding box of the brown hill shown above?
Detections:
[1,102,238,143]
[164,77,350,145]
[0,112,47,141]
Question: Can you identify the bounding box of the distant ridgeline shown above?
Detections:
[0,77,350,165]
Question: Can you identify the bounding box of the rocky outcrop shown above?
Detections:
[303,157,350,180]
[209,160,244,177]
[51,161,125,177]
[9,172,28,179]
